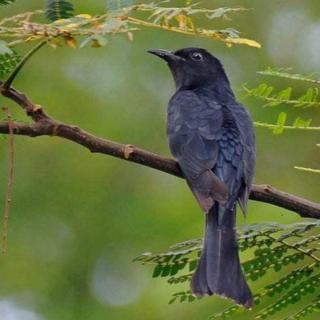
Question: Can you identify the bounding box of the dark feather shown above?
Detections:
[192,206,253,307]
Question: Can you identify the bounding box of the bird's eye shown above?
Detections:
[191,52,203,61]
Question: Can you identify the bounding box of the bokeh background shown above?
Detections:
[0,0,319,319]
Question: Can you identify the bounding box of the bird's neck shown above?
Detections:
[207,81,235,103]
[177,80,235,104]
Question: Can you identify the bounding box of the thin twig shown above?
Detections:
[3,40,46,90]
[1,107,15,255]
[294,166,320,174]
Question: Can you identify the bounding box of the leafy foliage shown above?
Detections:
[284,297,320,320]
[0,0,14,5]
[246,67,320,173]
[0,41,20,79]
[246,68,320,131]
[140,4,247,25]
[244,84,320,108]
[0,2,260,49]
[45,0,74,22]
[0,52,20,79]
[135,222,320,319]
[127,3,260,48]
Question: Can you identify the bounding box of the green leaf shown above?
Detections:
[189,259,197,272]
[45,0,74,22]
[168,291,197,305]
[160,264,171,277]
[152,265,162,278]
[168,296,177,304]
[277,87,292,101]
[273,112,287,134]
[293,117,312,128]
[0,43,21,79]
[168,273,192,285]
[0,54,20,79]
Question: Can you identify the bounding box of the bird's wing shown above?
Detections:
[230,103,256,214]
[167,90,228,213]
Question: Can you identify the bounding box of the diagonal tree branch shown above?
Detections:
[0,83,319,219]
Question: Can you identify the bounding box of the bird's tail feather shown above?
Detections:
[191,206,253,308]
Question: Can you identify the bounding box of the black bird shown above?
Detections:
[148,48,255,307]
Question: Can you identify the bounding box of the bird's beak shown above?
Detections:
[148,49,182,63]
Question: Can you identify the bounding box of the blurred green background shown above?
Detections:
[0,1,319,319]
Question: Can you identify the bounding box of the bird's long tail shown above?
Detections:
[191,205,253,308]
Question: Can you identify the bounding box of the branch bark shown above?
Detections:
[1,83,319,219]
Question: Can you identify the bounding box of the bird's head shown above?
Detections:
[148,47,230,90]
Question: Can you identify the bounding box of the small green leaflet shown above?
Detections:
[293,117,312,129]
[0,53,21,79]
[45,0,74,22]
[244,83,320,108]
[0,41,21,79]
[273,112,287,134]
